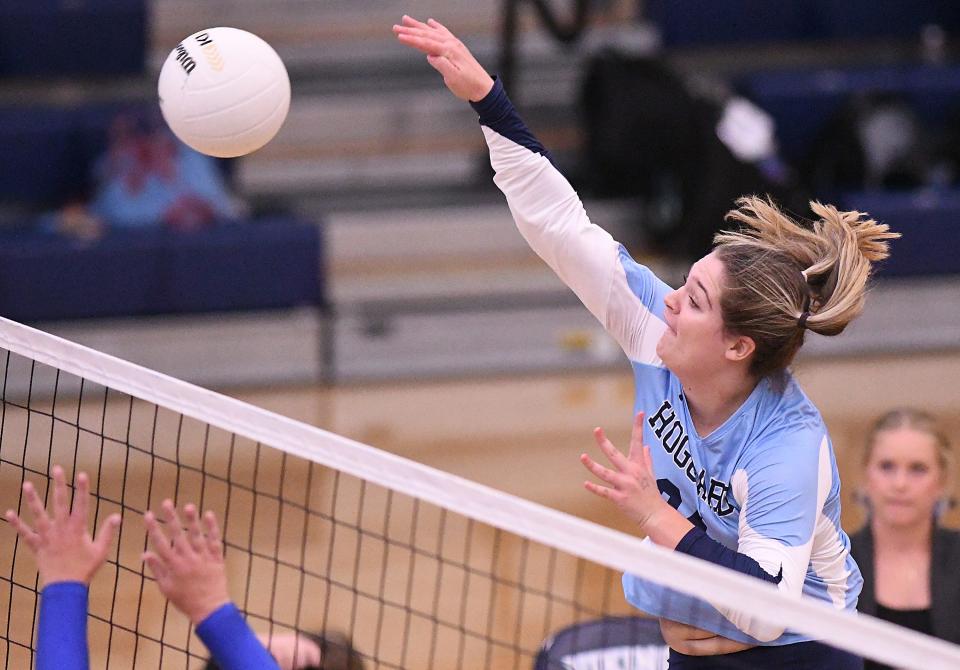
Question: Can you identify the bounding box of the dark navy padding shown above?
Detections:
[164,217,325,314]
[644,0,960,48]
[811,0,960,40]
[644,0,814,47]
[534,615,664,670]
[676,527,783,585]
[0,102,234,207]
[0,0,147,77]
[37,582,88,670]
[739,64,960,163]
[470,77,554,164]
[840,189,960,278]
[0,218,325,322]
[0,106,78,205]
[669,640,863,669]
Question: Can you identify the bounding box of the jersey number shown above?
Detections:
[657,479,706,531]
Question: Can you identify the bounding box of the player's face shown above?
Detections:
[864,427,946,528]
[656,252,730,377]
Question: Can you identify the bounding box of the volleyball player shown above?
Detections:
[5,467,279,670]
[394,15,898,668]
[142,499,281,670]
[5,466,120,670]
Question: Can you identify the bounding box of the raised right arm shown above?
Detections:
[471,79,669,364]
[393,15,670,364]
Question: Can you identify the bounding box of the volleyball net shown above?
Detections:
[0,317,958,670]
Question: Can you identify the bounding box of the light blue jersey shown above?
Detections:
[472,78,862,646]
[617,253,861,645]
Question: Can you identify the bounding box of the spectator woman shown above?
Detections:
[850,408,960,670]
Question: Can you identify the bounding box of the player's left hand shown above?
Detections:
[4,465,121,587]
[142,500,231,625]
[660,618,755,655]
[580,411,674,533]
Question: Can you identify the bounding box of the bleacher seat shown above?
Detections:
[0,219,325,322]
[0,0,147,77]
[841,189,960,278]
[0,107,79,205]
[810,0,960,41]
[0,102,234,208]
[0,100,324,323]
[739,64,960,163]
[644,0,813,48]
[644,0,960,48]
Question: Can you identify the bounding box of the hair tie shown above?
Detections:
[798,291,812,329]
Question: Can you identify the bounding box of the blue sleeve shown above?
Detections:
[195,603,280,670]
[676,527,782,584]
[37,581,89,670]
[469,77,555,164]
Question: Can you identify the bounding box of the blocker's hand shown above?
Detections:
[256,632,322,670]
[393,15,495,102]
[143,500,231,625]
[4,465,121,587]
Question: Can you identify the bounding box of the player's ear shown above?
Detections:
[725,334,755,364]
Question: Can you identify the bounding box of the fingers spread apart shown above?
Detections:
[144,510,176,564]
[580,453,620,486]
[22,482,51,533]
[51,466,69,524]
[203,511,223,558]
[183,505,206,555]
[592,427,630,472]
[5,510,39,550]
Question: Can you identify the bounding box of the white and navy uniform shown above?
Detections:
[471,79,862,664]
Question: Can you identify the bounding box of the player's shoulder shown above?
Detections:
[744,374,827,461]
[616,247,670,287]
[615,246,674,316]
[757,373,824,433]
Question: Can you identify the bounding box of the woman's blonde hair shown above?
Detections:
[864,408,953,475]
[714,196,899,378]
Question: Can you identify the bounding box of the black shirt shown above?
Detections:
[863,603,933,670]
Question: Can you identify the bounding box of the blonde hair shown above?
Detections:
[714,196,899,378]
[864,408,953,475]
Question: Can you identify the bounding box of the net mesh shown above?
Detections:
[0,347,642,669]
[0,319,958,670]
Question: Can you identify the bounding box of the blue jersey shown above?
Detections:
[36,582,279,670]
[196,603,281,670]
[471,79,862,646]
[37,582,89,670]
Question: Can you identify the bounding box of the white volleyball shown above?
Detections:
[158,27,290,158]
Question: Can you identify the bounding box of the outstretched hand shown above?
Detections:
[4,465,121,587]
[581,412,680,538]
[393,15,495,102]
[143,500,230,625]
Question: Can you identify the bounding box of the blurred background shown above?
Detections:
[0,0,957,535]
